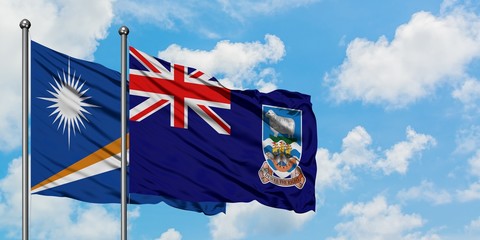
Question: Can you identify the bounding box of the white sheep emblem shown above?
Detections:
[265,110,295,138]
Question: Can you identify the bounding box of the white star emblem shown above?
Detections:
[39,59,97,147]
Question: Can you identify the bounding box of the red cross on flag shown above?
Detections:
[129,47,231,135]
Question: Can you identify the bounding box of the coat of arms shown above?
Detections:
[259,105,306,189]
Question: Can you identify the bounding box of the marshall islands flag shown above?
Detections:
[30,41,225,215]
[129,47,318,213]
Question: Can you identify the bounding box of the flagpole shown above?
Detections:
[20,18,31,240]
[119,25,129,240]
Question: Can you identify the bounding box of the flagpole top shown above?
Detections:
[19,19,31,29]
[119,26,129,36]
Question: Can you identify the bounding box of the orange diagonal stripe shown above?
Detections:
[31,134,129,191]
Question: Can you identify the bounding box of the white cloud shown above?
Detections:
[396,180,452,205]
[468,150,480,178]
[0,158,23,232]
[0,0,114,151]
[315,126,375,191]
[316,126,435,191]
[40,204,119,240]
[452,78,480,111]
[375,127,436,175]
[208,201,314,240]
[218,0,319,21]
[465,217,480,233]
[326,7,480,108]
[11,0,114,59]
[254,68,279,93]
[456,149,480,202]
[340,126,376,167]
[455,125,480,154]
[457,182,480,202]
[315,148,354,191]
[155,228,182,240]
[0,158,120,239]
[158,34,285,91]
[328,196,429,240]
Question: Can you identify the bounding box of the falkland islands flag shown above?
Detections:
[129,47,317,213]
[30,41,225,215]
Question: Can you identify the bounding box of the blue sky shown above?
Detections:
[2,0,480,239]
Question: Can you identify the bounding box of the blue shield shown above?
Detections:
[260,105,306,189]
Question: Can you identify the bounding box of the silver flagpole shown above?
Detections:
[119,25,129,240]
[20,18,31,240]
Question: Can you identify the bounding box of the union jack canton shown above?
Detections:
[129,47,231,135]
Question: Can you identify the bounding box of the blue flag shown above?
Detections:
[129,47,317,213]
[31,41,225,215]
